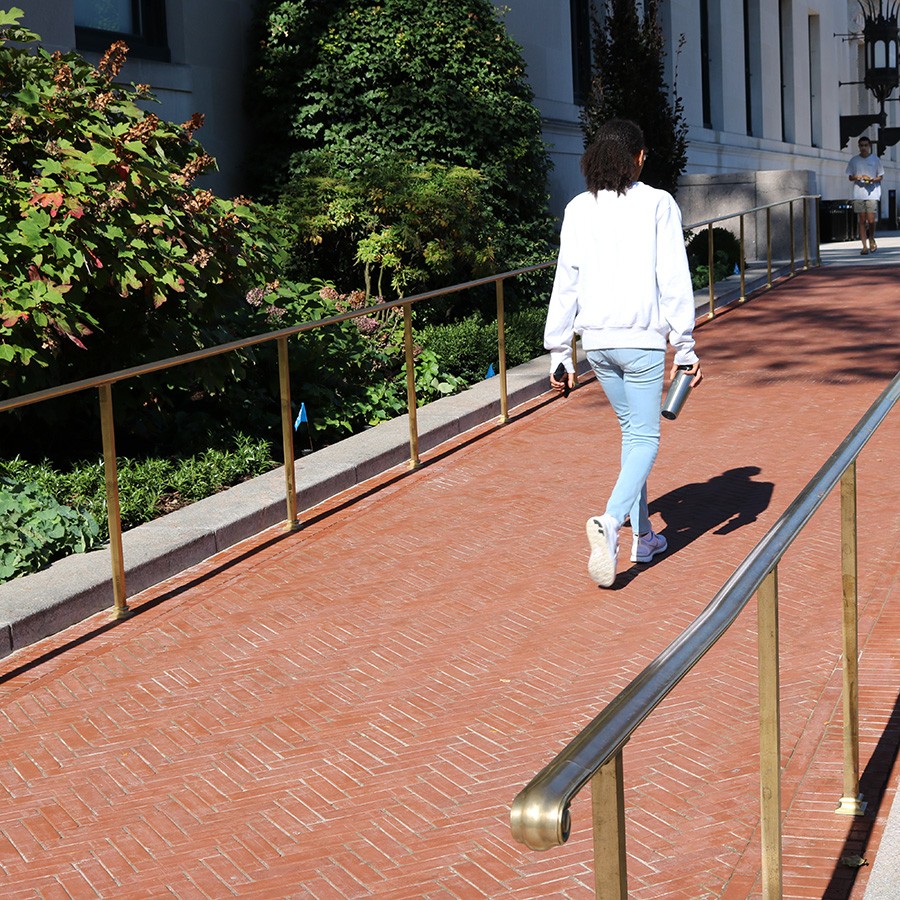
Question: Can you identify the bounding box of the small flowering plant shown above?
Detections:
[0,8,281,397]
[245,278,463,440]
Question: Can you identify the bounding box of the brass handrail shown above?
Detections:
[2,195,820,619]
[510,371,900,897]
[684,193,820,320]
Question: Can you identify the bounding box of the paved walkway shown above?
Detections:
[0,249,898,898]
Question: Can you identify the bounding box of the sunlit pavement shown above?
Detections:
[0,258,897,898]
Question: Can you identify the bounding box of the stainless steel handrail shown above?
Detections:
[510,371,900,893]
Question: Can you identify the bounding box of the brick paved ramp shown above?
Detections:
[0,267,898,898]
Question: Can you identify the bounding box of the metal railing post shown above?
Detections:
[757,566,783,899]
[707,222,715,318]
[98,384,129,619]
[789,201,795,274]
[815,196,822,266]
[277,337,299,530]
[591,750,628,899]
[766,207,773,288]
[739,215,746,302]
[496,278,509,424]
[837,461,866,816]
[802,199,810,269]
[403,302,420,468]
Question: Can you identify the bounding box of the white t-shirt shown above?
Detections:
[846,153,884,201]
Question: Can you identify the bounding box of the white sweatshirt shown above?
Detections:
[544,181,698,373]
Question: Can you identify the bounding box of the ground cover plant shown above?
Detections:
[0,433,277,583]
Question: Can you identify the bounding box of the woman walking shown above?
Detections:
[544,119,702,587]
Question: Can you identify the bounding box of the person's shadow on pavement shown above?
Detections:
[614,466,774,587]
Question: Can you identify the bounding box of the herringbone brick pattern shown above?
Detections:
[0,267,898,898]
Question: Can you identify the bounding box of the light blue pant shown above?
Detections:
[586,348,665,535]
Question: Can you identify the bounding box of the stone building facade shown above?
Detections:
[12,1,898,224]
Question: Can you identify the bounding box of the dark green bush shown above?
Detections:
[686,227,742,290]
[418,306,546,385]
[246,0,554,296]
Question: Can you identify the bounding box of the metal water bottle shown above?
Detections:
[661,365,694,420]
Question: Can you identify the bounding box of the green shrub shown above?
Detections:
[0,476,101,582]
[0,8,287,457]
[418,306,546,384]
[246,0,554,296]
[686,227,742,290]
[254,281,465,443]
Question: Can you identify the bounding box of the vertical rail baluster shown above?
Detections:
[739,214,746,302]
[98,384,129,619]
[802,198,810,269]
[277,336,299,530]
[591,750,628,900]
[707,222,715,318]
[403,302,420,467]
[758,567,783,898]
[766,207,773,287]
[837,462,867,816]
[815,196,822,266]
[789,200,795,274]
[496,278,509,424]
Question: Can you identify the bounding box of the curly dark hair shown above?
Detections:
[580,119,644,196]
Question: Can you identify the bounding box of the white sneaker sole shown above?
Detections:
[586,516,616,587]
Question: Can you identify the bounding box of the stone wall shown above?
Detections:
[678,169,818,262]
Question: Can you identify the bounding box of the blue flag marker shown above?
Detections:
[294,402,308,431]
[486,363,495,378]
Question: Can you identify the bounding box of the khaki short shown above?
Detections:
[853,199,879,214]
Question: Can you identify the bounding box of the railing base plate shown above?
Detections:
[835,794,867,816]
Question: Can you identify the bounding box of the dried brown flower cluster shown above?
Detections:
[180,189,215,215]
[124,113,160,143]
[98,41,128,79]
[53,63,73,89]
[180,113,205,139]
[174,154,214,185]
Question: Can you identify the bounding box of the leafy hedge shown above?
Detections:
[417,307,547,385]
[686,227,743,290]
[246,0,554,296]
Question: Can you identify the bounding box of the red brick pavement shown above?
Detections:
[0,267,898,898]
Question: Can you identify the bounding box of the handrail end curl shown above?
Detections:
[510,760,586,850]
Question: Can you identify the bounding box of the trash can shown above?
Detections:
[820,200,853,243]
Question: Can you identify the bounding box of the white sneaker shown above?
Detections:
[586,515,619,587]
[631,529,667,563]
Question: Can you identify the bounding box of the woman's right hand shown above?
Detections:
[550,370,577,392]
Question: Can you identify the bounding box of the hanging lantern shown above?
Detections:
[861,0,900,102]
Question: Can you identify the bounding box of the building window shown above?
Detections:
[75,0,170,62]
[700,0,712,128]
[570,0,592,105]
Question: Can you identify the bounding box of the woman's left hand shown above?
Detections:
[671,361,703,387]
